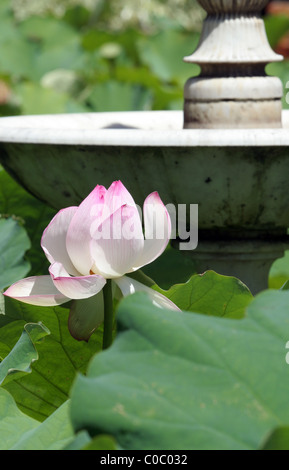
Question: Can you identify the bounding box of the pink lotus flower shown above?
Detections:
[4,181,178,340]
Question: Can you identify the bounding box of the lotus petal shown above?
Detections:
[132,192,171,270]
[41,206,79,276]
[49,262,106,300]
[90,204,144,278]
[66,185,106,275]
[3,276,70,306]
[114,276,180,311]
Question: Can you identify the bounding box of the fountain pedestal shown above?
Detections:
[184,0,283,129]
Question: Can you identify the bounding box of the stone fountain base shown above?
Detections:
[0,110,289,293]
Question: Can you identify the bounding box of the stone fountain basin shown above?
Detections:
[0,110,289,235]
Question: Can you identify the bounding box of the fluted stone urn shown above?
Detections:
[0,0,288,294]
[184,0,283,128]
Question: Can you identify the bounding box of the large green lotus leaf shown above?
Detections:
[0,217,31,290]
[70,290,289,450]
[0,295,103,421]
[154,270,253,318]
[0,388,73,450]
[10,401,73,450]
[0,322,50,386]
[0,387,113,450]
[0,388,39,449]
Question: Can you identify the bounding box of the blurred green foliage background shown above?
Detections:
[0,0,288,117]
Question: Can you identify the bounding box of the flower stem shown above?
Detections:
[102,279,113,350]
